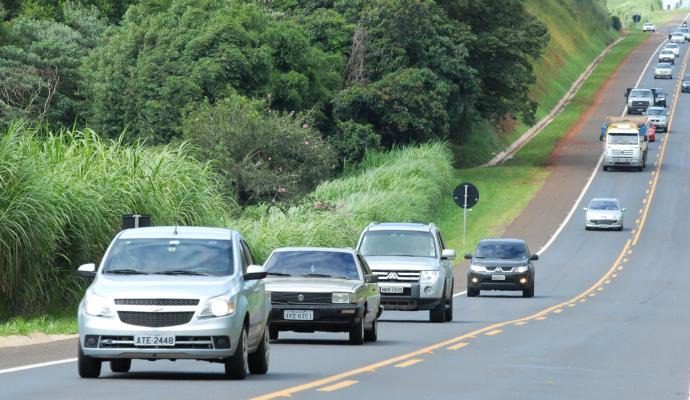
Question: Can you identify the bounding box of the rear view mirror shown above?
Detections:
[529,254,539,261]
[464,253,472,260]
[78,263,97,279]
[441,249,456,260]
[245,265,267,280]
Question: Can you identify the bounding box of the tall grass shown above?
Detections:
[0,123,229,314]
[232,143,454,261]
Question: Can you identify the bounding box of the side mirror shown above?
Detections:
[622,208,627,212]
[245,265,267,281]
[78,263,97,279]
[529,254,539,261]
[583,207,588,211]
[464,253,472,260]
[365,274,378,283]
[441,249,456,260]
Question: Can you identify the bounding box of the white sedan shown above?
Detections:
[664,42,680,57]
[643,23,656,32]
[584,198,625,231]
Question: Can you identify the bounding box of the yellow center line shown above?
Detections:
[514,321,528,326]
[553,309,563,314]
[317,380,358,392]
[485,329,503,336]
[447,342,469,351]
[394,359,424,368]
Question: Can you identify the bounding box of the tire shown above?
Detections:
[225,326,249,380]
[522,285,534,298]
[617,225,624,232]
[603,165,609,172]
[110,359,131,373]
[349,317,364,345]
[248,326,270,375]
[78,345,101,378]
[269,326,279,341]
[467,288,480,297]
[364,317,378,342]
[444,283,454,322]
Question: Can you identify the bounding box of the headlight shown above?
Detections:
[84,294,113,318]
[199,296,236,318]
[515,266,529,273]
[332,292,352,304]
[469,265,487,273]
[420,270,441,284]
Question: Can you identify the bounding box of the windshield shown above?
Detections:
[589,200,620,211]
[474,242,528,260]
[359,230,437,257]
[102,238,234,276]
[656,63,670,68]
[646,108,665,115]
[608,133,639,145]
[630,90,651,97]
[264,251,360,280]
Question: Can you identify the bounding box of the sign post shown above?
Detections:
[452,183,479,248]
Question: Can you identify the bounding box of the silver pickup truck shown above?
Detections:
[626,88,656,115]
[76,226,270,379]
[356,222,456,323]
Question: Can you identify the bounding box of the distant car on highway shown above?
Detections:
[264,247,381,344]
[625,88,656,114]
[584,198,626,231]
[76,226,271,379]
[465,239,537,298]
[643,22,656,32]
[682,74,690,92]
[670,32,685,43]
[644,106,668,133]
[357,222,456,323]
[664,42,680,57]
[658,49,675,65]
[652,87,668,107]
[679,26,690,40]
[654,62,673,79]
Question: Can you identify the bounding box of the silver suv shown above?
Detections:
[76,226,271,379]
[356,223,456,322]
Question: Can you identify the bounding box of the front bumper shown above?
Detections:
[467,272,532,291]
[604,157,644,167]
[376,279,445,311]
[270,303,364,333]
[78,311,242,360]
[586,220,623,229]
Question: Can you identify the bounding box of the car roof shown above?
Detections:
[665,43,679,46]
[656,62,671,66]
[365,222,434,232]
[271,247,358,255]
[647,106,665,111]
[477,238,527,245]
[589,197,619,203]
[118,226,236,240]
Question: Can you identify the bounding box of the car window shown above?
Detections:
[359,230,437,257]
[436,231,446,250]
[102,238,234,276]
[264,251,360,280]
[474,242,528,260]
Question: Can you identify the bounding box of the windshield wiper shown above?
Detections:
[267,272,291,277]
[106,268,148,275]
[301,273,350,279]
[154,270,210,276]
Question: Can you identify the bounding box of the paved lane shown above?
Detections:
[1,24,687,400]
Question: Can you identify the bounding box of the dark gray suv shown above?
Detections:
[465,238,537,298]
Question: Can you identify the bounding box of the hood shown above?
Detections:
[586,209,622,220]
[362,256,440,271]
[265,278,360,293]
[469,258,529,267]
[91,274,234,300]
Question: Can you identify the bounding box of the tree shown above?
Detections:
[183,97,336,204]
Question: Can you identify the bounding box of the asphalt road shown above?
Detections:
[2,28,690,400]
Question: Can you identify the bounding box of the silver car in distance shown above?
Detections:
[584,198,626,231]
[76,226,271,379]
[264,247,382,345]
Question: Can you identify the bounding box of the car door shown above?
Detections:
[357,254,380,322]
[436,231,453,296]
[240,240,263,343]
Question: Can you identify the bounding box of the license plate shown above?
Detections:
[134,334,175,347]
[380,286,404,294]
[284,310,314,321]
[491,275,506,281]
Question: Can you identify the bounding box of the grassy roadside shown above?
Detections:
[437,30,649,255]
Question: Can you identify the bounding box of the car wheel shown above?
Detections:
[110,359,131,373]
[78,344,101,378]
[225,326,249,380]
[444,284,454,322]
[364,317,378,342]
[349,317,365,345]
[603,165,609,172]
[467,288,480,297]
[269,326,279,341]
[522,285,534,298]
[248,326,270,375]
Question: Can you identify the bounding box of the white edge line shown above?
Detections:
[536,30,674,257]
[0,358,77,375]
[453,290,468,298]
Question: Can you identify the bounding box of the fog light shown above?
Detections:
[424,286,433,295]
[213,336,231,349]
[520,278,528,284]
[471,277,479,284]
[85,335,99,348]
